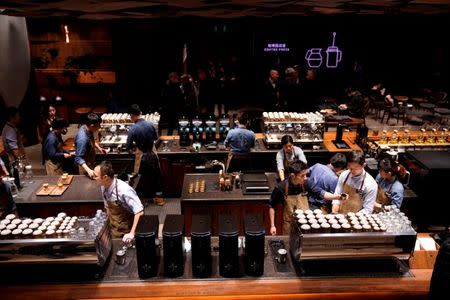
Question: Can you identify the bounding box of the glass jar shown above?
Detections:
[390,130,398,144]
[438,128,447,143]
[416,128,426,143]
[379,130,388,144]
[401,129,410,144]
[427,128,436,144]
[8,178,19,197]
[24,165,33,184]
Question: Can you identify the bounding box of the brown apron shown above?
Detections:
[339,172,366,214]
[45,135,65,175]
[373,181,394,213]
[78,126,96,176]
[282,181,309,234]
[0,188,9,219]
[133,149,143,174]
[106,179,134,238]
[45,160,63,175]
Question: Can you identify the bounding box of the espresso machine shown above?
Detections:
[205,115,217,144]
[178,116,190,146]
[218,114,230,142]
[192,116,204,144]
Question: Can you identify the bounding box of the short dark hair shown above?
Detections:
[99,161,115,178]
[6,106,19,120]
[51,117,69,130]
[86,113,101,126]
[378,156,397,175]
[287,160,308,174]
[281,135,294,146]
[128,104,142,116]
[330,153,347,169]
[347,150,365,165]
[238,113,249,126]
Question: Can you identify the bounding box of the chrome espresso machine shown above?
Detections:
[263,112,325,148]
[100,113,160,151]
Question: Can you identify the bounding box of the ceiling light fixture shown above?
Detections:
[64,25,70,43]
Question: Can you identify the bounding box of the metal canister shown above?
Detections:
[115,249,126,265]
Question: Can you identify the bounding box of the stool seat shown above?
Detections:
[92,106,107,114]
[75,107,92,114]
[420,103,437,109]
[434,107,450,115]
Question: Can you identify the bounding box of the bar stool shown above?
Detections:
[92,106,107,116]
[74,107,92,126]
[434,107,450,125]
[419,102,437,113]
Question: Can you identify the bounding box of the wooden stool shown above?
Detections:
[74,107,92,125]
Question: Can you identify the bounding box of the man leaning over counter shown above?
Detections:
[94,161,144,243]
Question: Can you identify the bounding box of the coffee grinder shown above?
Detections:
[219,214,239,278]
[205,115,217,144]
[178,116,190,146]
[191,116,204,144]
[135,215,160,278]
[218,114,230,142]
[191,214,212,278]
[163,214,185,278]
[244,214,265,277]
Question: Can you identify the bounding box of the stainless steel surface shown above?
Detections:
[0,218,112,266]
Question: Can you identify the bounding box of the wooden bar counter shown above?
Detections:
[0,237,432,299]
[14,175,103,217]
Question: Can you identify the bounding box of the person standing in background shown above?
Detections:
[125,104,164,206]
[74,113,104,178]
[160,72,183,135]
[1,107,25,165]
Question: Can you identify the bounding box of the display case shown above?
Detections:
[263,112,325,148]
[99,113,160,150]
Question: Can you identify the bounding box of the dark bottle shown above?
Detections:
[12,162,22,189]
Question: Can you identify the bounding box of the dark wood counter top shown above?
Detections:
[15,175,103,217]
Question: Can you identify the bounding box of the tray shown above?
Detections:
[57,175,74,185]
[36,184,69,196]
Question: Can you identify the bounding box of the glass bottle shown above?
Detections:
[390,130,399,144]
[401,129,410,144]
[24,165,34,184]
[438,128,447,143]
[379,130,388,144]
[427,128,436,144]
[8,178,19,198]
[416,128,426,143]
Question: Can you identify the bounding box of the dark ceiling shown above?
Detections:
[1,0,450,20]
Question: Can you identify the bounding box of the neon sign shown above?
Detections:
[264,43,290,52]
[305,32,342,69]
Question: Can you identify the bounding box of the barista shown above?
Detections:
[332,150,377,214]
[224,113,256,172]
[276,135,307,181]
[373,156,404,211]
[125,104,164,206]
[74,113,105,178]
[94,161,144,242]
[307,153,347,212]
[269,160,309,235]
[43,118,73,175]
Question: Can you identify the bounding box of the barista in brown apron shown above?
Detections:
[276,135,307,181]
[282,181,309,234]
[74,113,103,178]
[44,118,72,175]
[106,181,134,238]
[269,159,309,235]
[373,183,393,213]
[339,171,366,214]
[94,161,144,241]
